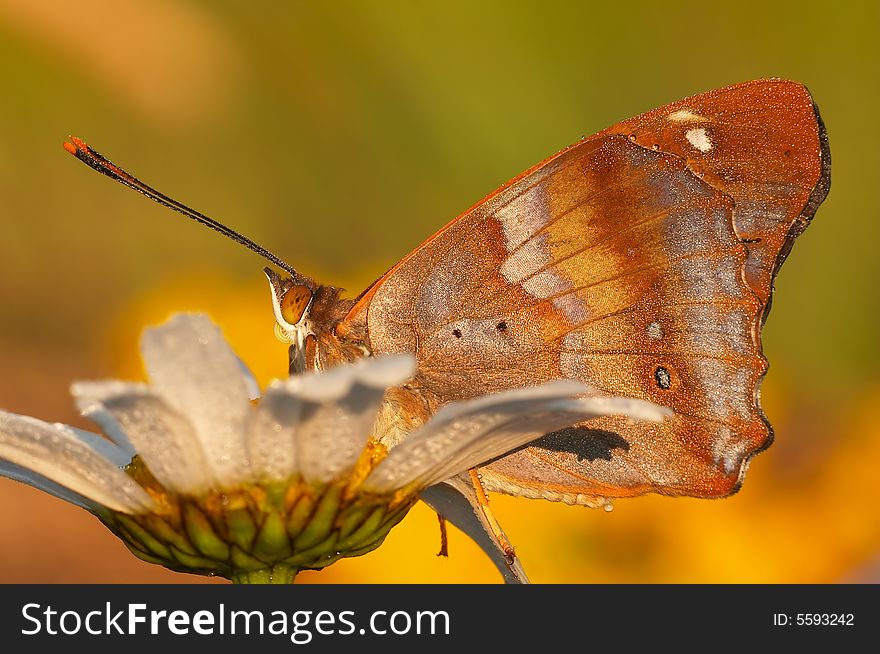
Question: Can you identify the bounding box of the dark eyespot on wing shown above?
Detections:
[655,366,671,389]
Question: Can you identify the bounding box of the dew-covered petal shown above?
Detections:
[420,475,529,584]
[0,460,95,510]
[289,354,416,403]
[273,354,416,484]
[236,356,261,401]
[141,313,252,485]
[246,387,302,482]
[0,411,155,513]
[72,381,214,494]
[62,417,134,468]
[71,381,137,459]
[363,382,669,493]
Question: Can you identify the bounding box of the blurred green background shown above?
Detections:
[1,0,877,583]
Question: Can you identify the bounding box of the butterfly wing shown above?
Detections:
[599,79,831,309]
[344,79,830,504]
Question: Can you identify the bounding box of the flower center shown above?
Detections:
[100,454,417,583]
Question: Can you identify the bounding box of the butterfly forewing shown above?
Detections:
[600,79,830,307]
[342,79,829,504]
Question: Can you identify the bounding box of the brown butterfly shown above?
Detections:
[65,78,830,553]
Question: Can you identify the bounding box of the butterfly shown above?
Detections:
[65,77,830,531]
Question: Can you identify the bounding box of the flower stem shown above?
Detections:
[230,565,299,584]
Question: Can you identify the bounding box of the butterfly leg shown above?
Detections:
[420,474,529,583]
[468,469,516,563]
[436,513,449,557]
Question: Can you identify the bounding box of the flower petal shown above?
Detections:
[237,356,261,402]
[0,461,94,510]
[245,387,302,482]
[140,313,252,485]
[71,381,139,458]
[266,354,416,484]
[420,475,529,584]
[0,411,154,513]
[72,381,215,494]
[289,354,417,403]
[363,382,669,493]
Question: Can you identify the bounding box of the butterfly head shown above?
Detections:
[265,267,366,374]
[265,267,317,368]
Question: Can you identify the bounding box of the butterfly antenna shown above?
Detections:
[62,136,299,278]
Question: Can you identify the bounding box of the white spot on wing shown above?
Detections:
[552,294,589,322]
[646,321,663,340]
[685,127,713,153]
[668,109,706,123]
[522,269,570,298]
[496,185,552,251]
[712,426,750,475]
[500,235,550,285]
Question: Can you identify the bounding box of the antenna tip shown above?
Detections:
[63,136,89,156]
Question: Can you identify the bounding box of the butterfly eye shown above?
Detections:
[280,285,313,326]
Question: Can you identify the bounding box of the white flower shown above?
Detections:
[0,313,667,583]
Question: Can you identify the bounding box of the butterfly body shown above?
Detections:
[274,80,831,506]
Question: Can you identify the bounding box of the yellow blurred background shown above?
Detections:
[1,1,877,584]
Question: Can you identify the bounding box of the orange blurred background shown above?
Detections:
[1,1,877,583]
